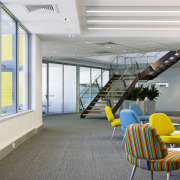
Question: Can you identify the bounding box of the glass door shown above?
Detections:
[49,63,63,114]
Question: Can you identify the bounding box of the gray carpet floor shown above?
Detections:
[0,114,180,180]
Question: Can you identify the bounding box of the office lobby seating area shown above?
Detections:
[0,114,180,180]
[2,1,180,180]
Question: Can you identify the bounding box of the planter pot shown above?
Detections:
[123,100,138,109]
[138,100,147,115]
[123,100,129,109]
[146,100,156,114]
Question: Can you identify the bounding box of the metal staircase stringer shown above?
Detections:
[112,75,140,114]
[139,51,177,80]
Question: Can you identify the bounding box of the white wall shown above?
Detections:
[0,34,42,150]
[148,66,180,112]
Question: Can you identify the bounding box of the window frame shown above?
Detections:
[0,3,31,117]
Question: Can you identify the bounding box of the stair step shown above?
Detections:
[101,91,125,93]
[92,102,107,104]
[112,76,135,80]
[89,106,106,108]
[103,87,126,90]
[115,74,137,77]
[163,62,171,65]
[152,69,160,73]
[99,94,123,96]
[86,110,105,112]
[95,98,121,100]
[82,114,107,117]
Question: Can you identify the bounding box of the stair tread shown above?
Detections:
[89,106,106,108]
[86,110,105,112]
[92,102,107,104]
[101,91,125,93]
[115,74,137,76]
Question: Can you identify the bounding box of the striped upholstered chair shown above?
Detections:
[125,124,180,180]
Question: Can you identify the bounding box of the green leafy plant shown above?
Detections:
[147,85,160,100]
[139,86,149,101]
[126,87,142,101]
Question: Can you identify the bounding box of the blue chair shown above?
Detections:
[120,109,141,147]
[129,104,150,124]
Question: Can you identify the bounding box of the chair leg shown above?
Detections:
[121,132,126,147]
[170,144,176,148]
[167,171,170,180]
[130,165,137,180]
[111,126,117,140]
[151,171,153,180]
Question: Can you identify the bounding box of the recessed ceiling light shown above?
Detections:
[68,34,74,37]
[105,46,110,49]
[62,18,71,21]
[85,41,92,44]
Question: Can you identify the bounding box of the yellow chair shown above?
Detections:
[149,113,180,146]
[105,106,121,140]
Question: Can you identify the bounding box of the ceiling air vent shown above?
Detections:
[23,4,59,13]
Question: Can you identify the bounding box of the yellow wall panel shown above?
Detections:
[19,34,24,66]
[19,72,24,105]
[2,34,12,61]
[2,72,12,107]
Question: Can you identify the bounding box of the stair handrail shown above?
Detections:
[79,55,120,100]
[107,54,141,90]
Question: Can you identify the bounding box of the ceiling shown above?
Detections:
[2,0,180,63]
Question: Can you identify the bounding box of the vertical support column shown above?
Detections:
[76,65,80,113]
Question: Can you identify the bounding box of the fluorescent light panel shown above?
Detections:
[87,20,180,23]
[87,27,180,30]
[86,10,180,13]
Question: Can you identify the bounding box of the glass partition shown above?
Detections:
[64,65,76,113]
[49,63,63,114]
[80,67,90,110]
[42,63,47,115]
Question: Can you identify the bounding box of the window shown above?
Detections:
[1,7,30,117]
[19,25,29,111]
[1,8,17,116]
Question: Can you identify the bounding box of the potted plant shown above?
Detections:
[124,87,141,108]
[138,86,149,115]
[146,85,161,114]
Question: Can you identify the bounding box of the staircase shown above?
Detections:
[80,50,180,118]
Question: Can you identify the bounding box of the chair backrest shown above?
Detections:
[129,104,143,116]
[149,113,175,135]
[125,124,168,160]
[105,106,114,122]
[120,109,141,131]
